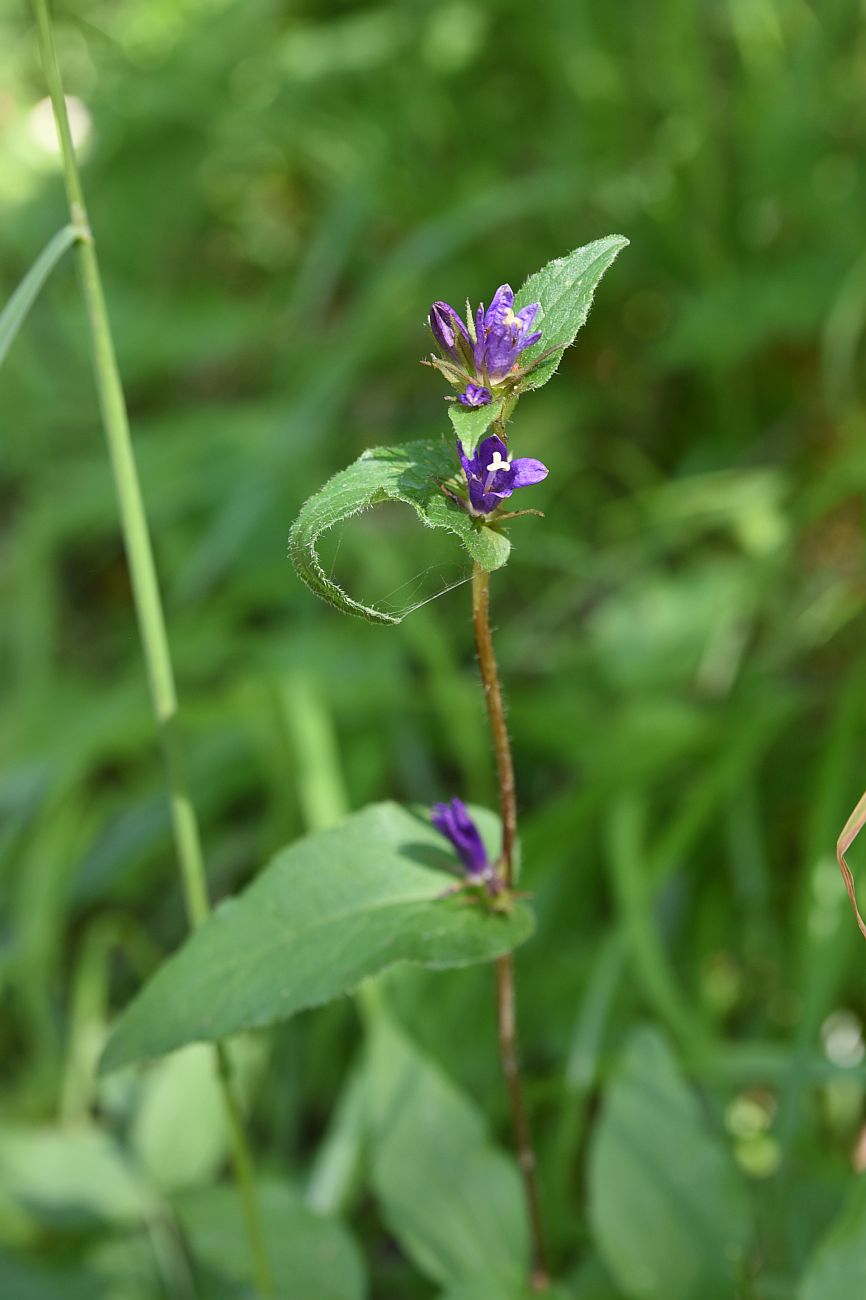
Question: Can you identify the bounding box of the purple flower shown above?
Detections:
[431,798,491,880]
[429,301,474,370]
[473,284,542,382]
[459,383,492,408]
[426,283,543,400]
[457,433,548,516]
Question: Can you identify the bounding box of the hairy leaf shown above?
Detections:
[588,1026,750,1300]
[100,803,532,1072]
[366,1014,529,1288]
[289,439,511,623]
[447,394,505,451]
[515,236,628,393]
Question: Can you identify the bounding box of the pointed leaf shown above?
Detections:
[367,1014,529,1288]
[289,440,510,624]
[588,1026,750,1300]
[447,394,505,453]
[515,236,628,392]
[101,804,533,1072]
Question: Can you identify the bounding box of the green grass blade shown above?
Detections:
[0,224,82,366]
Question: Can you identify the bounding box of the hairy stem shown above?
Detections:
[471,562,517,884]
[471,562,549,1291]
[30,2,274,1293]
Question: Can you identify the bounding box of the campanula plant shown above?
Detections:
[20,19,626,1268]
[12,14,627,1273]
[11,5,866,1298]
[87,235,625,1293]
[285,235,628,1291]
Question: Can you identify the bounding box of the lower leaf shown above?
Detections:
[366,1013,530,1289]
[100,802,533,1072]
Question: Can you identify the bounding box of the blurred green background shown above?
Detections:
[3,0,866,1296]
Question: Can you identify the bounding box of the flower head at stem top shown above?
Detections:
[431,797,496,884]
[457,433,548,517]
[426,284,544,407]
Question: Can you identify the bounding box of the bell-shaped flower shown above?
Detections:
[473,284,542,383]
[457,433,548,516]
[431,798,492,881]
[426,283,544,407]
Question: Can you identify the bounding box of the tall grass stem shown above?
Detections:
[30,1,274,1292]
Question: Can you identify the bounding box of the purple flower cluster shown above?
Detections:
[428,283,543,408]
[427,280,550,517]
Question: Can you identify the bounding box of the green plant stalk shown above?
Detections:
[30,2,274,1293]
[471,561,549,1292]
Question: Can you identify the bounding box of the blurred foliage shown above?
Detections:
[2,0,866,1295]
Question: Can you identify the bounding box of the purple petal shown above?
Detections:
[485,284,514,326]
[516,302,540,330]
[430,301,473,366]
[473,304,487,371]
[520,330,542,350]
[510,457,549,488]
[431,797,489,877]
[458,383,492,408]
[467,480,489,513]
[476,434,509,465]
[456,439,474,474]
[483,331,520,380]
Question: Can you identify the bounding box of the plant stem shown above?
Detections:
[471,562,549,1292]
[30,3,274,1293]
[471,563,517,885]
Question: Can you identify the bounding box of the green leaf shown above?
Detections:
[175,1179,366,1300]
[0,1249,113,1300]
[438,1285,576,1300]
[366,1014,529,1288]
[447,394,505,453]
[306,1064,366,1217]
[129,1043,230,1190]
[0,225,82,366]
[288,440,510,624]
[798,1176,866,1300]
[588,1026,750,1300]
[100,803,533,1072]
[0,1127,156,1230]
[515,236,628,393]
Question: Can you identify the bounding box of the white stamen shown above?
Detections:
[483,449,511,494]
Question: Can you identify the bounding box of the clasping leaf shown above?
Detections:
[288,439,511,623]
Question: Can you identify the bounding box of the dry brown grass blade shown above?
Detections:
[837,789,866,940]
